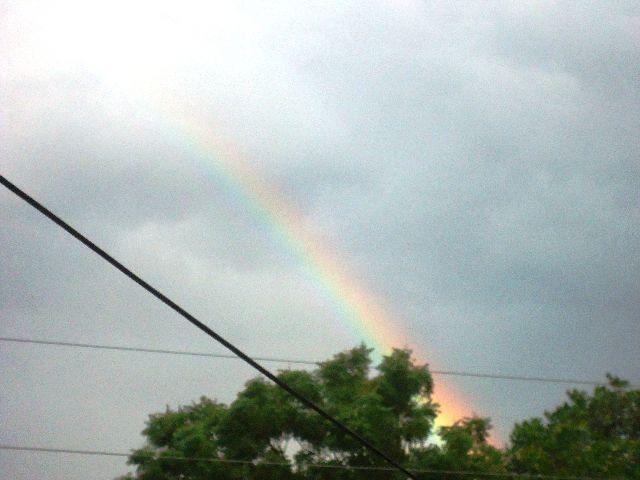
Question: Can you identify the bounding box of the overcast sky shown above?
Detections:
[1,1,639,479]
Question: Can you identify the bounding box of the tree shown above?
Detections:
[119,346,438,480]
[119,346,637,480]
[407,417,506,480]
[508,376,640,479]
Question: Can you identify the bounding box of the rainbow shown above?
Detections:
[135,88,472,429]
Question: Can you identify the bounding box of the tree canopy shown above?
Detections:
[118,347,638,480]
[508,375,640,479]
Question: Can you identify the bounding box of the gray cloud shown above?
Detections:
[1,1,639,478]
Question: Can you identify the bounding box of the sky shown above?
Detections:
[1,1,639,478]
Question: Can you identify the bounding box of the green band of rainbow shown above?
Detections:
[135,88,470,428]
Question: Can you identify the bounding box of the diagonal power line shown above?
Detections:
[0,175,418,480]
[0,336,632,388]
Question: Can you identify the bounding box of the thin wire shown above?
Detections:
[0,336,632,388]
[0,444,605,480]
[0,337,317,365]
[0,175,417,480]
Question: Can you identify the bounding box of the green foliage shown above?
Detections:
[118,348,637,480]
[122,397,234,480]
[119,346,437,479]
[508,376,640,479]
[408,417,506,480]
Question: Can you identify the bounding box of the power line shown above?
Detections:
[0,336,317,365]
[0,175,417,480]
[0,444,605,480]
[0,336,633,388]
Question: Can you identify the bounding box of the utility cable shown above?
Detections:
[0,444,607,480]
[0,336,318,365]
[0,175,417,480]
[0,336,631,388]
